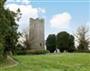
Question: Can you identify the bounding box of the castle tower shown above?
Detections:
[29,18,45,50]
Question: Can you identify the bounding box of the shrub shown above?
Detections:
[16,50,26,55]
[15,43,26,55]
[75,50,90,53]
[67,46,75,52]
[0,42,4,59]
[27,50,50,55]
[16,50,49,55]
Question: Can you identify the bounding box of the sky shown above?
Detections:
[5,0,90,39]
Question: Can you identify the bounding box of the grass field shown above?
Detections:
[0,53,90,71]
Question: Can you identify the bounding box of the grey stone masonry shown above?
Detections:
[29,18,45,50]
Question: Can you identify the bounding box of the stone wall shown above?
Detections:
[29,18,45,50]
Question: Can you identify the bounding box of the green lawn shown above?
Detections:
[0,53,90,71]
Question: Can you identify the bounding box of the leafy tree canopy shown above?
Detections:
[0,0,21,58]
[46,34,56,53]
[57,31,75,52]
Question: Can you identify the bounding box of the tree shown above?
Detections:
[46,34,56,53]
[75,25,90,51]
[0,0,21,58]
[57,31,75,52]
[67,35,75,52]
[0,0,8,57]
[17,26,32,53]
[23,28,31,50]
[3,9,21,56]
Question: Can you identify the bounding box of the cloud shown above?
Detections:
[6,0,31,5]
[86,21,90,26]
[5,4,44,19]
[38,8,46,13]
[5,2,46,32]
[50,12,72,29]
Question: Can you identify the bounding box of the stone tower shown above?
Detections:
[29,18,45,50]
